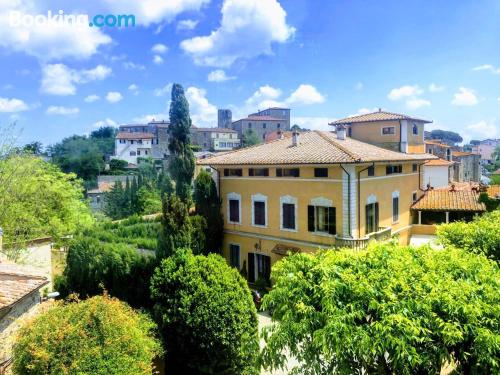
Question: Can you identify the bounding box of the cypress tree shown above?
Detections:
[168,84,195,202]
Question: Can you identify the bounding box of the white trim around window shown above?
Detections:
[309,196,333,207]
[367,194,377,205]
[381,126,396,135]
[251,193,268,228]
[280,195,298,232]
[227,192,241,225]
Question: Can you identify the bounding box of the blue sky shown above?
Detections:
[0,0,498,146]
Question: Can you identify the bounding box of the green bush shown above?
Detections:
[261,243,500,374]
[437,210,500,262]
[13,295,161,375]
[150,249,259,374]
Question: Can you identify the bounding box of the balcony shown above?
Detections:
[335,227,392,250]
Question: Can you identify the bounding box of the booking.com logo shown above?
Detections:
[9,10,136,28]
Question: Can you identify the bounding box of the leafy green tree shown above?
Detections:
[157,171,174,197]
[150,249,259,374]
[428,129,463,145]
[0,155,93,259]
[137,186,162,215]
[261,243,500,374]
[194,170,223,253]
[22,141,43,155]
[13,295,161,375]
[104,181,131,219]
[242,129,260,147]
[157,194,192,259]
[168,83,195,201]
[437,210,500,262]
[108,159,128,174]
[189,215,207,255]
[90,126,117,156]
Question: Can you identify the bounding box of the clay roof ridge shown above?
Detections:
[315,131,360,162]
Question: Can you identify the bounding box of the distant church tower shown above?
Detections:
[218,109,232,129]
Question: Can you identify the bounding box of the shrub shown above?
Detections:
[13,295,161,375]
[150,249,259,374]
[261,243,500,374]
[437,210,500,262]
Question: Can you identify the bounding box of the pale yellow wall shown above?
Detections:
[408,144,425,153]
[407,121,425,148]
[350,120,400,150]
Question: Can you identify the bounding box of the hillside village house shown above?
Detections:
[198,121,434,282]
[113,132,154,165]
[422,158,453,188]
[451,150,480,182]
[191,127,241,151]
[230,107,291,142]
[471,139,500,164]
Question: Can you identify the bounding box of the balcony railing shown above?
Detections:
[335,227,392,250]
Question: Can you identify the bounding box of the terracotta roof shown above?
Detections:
[116,132,154,140]
[194,127,237,133]
[197,131,436,166]
[265,131,293,142]
[0,264,48,310]
[411,190,486,212]
[487,185,500,198]
[452,150,475,157]
[237,115,283,122]
[330,110,431,125]
[87,181,114,194]
[492,169,500,175]
[425,158,454,166]
[425,140,450,148]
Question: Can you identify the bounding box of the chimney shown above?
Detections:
[449,184,456,192]
[378,108,382,112]
[292,130,299,146]
[277,129,284,140]
[336,124,346,140]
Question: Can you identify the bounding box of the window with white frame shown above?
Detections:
[227,193,241,224]
[280,196,297,231]
[307,197,336,235]
[252,194,267,227]
[382,126,395,135]
[392,191,400,223]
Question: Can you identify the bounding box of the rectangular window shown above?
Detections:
[130,140,134,144]
[130,151,136,156]
[392,196,399,222]
[386,165,403,175]
[307,206,336,234]
[138,140,143,144]
[367,166,375,176]
[119,139,126,144]
[365,202,379,234]
[314,168,328,178]
[248,253,271,283]
[276,168,300,177]
[253,201,266,226]
[229,199,240,223]
[263,123,266,129]
[412,163,418,172]
[412,192,418,203]
[282,203,295,230]
[248,123,252,129]
[382,127,395,135]
[229,244,240,268]
[248,168,269,177]
[224,168,242,177]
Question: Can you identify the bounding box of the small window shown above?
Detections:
[248,123,252,129]
[282,203,295,230]
[308,205,336,235]
[277,123,281,128]
[130,140,134,144]
[412,192,418,203]
[382,127,395,135]
[119,139,126,144]
[253,201,266,226]
[412,123,418,135]
[138,140,143,144]
[386,165,402,175]
[276,168,300,177]
[130,151,136,156]
[412,163,418,172]
[224,169,243,177]
[263,123,266,129]
[367,166,375,177]
[392,196,399,222]
[137,150,141,156]
[314,168,328,178]
[229,199,240,223]
[248,168,269,177]
[229,244,240,268]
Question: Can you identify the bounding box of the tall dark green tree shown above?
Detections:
[157,194,192,259]
[168,84,195,201]
[194,170,223,254]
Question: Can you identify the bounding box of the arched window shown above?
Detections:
[412,123,418,135]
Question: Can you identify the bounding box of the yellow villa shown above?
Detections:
[198,110,436,283]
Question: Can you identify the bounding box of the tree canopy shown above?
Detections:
[427,129,463,145]
[242,129,260,147]
[13,295,161,375]
[150,249,259,374]
[260,242,500,375]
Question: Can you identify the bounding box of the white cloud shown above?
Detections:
[103,0,209,26]
[41,64,112,96]
[46,106,79,115]
[180,0,295,67]
[0,97,29,112]
[428,83,445,92]
[133,113,167,123]
[207,69,236,82]
[406,98,431,110]
[472,64,500,74]
[106,91,123,103]
[0,1,111,61]
[128,84,139,95]
[465,120,498,139]
[348,107,380,117]
[245,85,282,109]
[286,84,325,106]
[292,117,336,131]
[451,87,478,106]
[154,83,172,97]
[151,43,168,54]
[122,61,146,71]
[84,94,100,103]
[387,85,423,101]
[354,82,363,91]
[92,118,117,128]
[153,55,164,65]
[177,19,199,31]
[185,86,217,125]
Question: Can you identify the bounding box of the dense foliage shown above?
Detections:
[13,295,161,375]
[194,170,223,254]
[437,210,500,262]
[261,242,500,374]
[426,129,463,145]
[242,129,260,147]
[0,155,93,259]
[56,216,160,308]
[151,250,259,374]
[168,83,195,201]
[157,194,192,259]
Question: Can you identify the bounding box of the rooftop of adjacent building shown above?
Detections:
[116,131,155,140]
[193,127,238,133]
[197,130,435,166]
[235,115,284,122]
[424,140,451,148]
[0,263,48,310]
[452,150,478,157]
[424,158,454,166]
[330,109,432,125]
[411,188,486,212]
[264,130,293,143]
